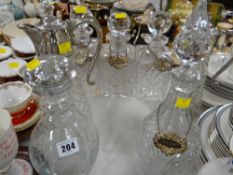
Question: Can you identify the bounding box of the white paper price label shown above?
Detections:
[56,138,79,157]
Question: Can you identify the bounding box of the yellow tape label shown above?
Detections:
[114,12,127,19]
[0,48,7,54]
[74,6,87,14]
[58,41,72,54]
[26,58,41,71]
[175,98,192,109]
[8,62,20,69]
[49,2,56,5]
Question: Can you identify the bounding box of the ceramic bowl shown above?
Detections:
[0,81,32,113]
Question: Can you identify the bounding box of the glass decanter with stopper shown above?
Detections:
[173,0,211,117]
[137,1,211,174]
[22,55,99,175]
[137,66,202,175]
[96,11,135,97]
[134,11,173,101]
[69,4,103,86]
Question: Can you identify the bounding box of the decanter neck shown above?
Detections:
[110,32,129,41]
[159,66,200,115]
[43,89,73,112]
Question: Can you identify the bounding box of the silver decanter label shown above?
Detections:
[153,58,172,72]
[109,56,129,69]
[153,132,187,155]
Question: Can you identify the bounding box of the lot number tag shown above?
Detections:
[56,138,79,157]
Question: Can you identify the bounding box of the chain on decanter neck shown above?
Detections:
[153,67,201,156]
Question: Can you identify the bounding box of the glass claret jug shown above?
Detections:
[22,55,99,175]
[70,5,103,85]
[137,67,202,175]
[97,11,136,97]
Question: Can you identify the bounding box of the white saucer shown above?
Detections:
[197,158,231,175]
[0,45,12,60]
[14,93,41,132]
[7,158,33,175]
[0,58,27,78]
[202,89,231,107]
[11,36,35,54]
[230,135,233,153]
[216,104,232,146]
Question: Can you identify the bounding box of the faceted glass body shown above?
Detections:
[96,12,136,97]
[134,44,172,101]
[29,90,99,175]
[137,67,202,175]
[22,54,98,175]
[97,44,136,97]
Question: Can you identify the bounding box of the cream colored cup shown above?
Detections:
[0,108,18,172]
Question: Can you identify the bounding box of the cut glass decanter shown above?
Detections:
[137,66,202,175]
[96,11,136,97]
[137,1,210,174]
[174,0,211,117]
[22,55,98,175]
[134,11,173,101]
[135,42,172,101]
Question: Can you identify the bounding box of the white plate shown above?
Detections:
[197,158,231,175]
[11,36,35,54]
[216,104,233,146]
[202,89,231,107]
[12,50,35,61]
[208,52,233,85]
[0,58,26,78]
[198,106,218,161]
[2,18,40,39]
[0,45,12,60]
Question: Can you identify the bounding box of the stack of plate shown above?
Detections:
[229,105,233,128]
[203,52,233,106]
[198,103,233,164]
